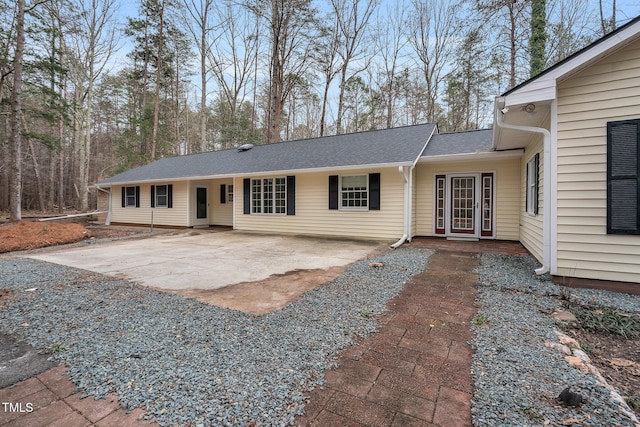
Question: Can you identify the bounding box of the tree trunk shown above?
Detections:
[508,2,517,89]
[9,0,25,221]
[200,20,207,152]
[151,0,165,160]
[336,66,347,134]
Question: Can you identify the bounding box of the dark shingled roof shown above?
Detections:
[421,129,493,157]
[97,123,436,185]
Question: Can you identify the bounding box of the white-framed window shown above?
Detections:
[340,174,368,210]
[227,185,234,203]
[125,186,137,207]
[251,177,286,214]
[155,185,168,207]
[526,154,539,215]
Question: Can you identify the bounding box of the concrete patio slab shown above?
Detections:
[25,231,383,291]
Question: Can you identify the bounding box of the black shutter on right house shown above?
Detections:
[329,175,338,210]
[243,178,251,214]
[369,173,381,210]
[151,185,156,208]
[533,153,539,215]
[286,176,296,215]
[220,184,226,204]
[121,187,126,208]
[607,119,640,234]
[135,186,140,208]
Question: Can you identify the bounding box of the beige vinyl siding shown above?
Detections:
[110,182,189,227]
[556,38,640,283]
[234,168,404,240]
[414,158,520,240]
[519,140,544,262]
[212,179,234,226]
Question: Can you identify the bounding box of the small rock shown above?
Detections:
[558,387,583,407]
[552,308,577,323]
[369,262,384,268]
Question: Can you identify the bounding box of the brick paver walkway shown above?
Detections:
[1,238,527,426]
[295,247,483,427]
[0,366,152,426]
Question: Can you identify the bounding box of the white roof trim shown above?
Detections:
[92,161,414,187]
[418,149,524,164]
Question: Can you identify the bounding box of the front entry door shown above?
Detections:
[450,176,476,235]
[195,186,208,226]
[434,172,494,238]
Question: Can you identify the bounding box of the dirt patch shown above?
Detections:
[0,221,92,253]
[166,266,349,314]
[564,327,640,416]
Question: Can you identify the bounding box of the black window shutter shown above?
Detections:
[135,186,140,208]
[329,175,338,210]
[220,184,226,204]
[167,184,173,208]
[121,187,126,208]
[243,178,251,214]
[533,153,539,215]
[151,185,156,208]
[369,173,381,210]
[287,176,296,215]
[607,119,640,234]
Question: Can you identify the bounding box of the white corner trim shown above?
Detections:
[550,99,559,275]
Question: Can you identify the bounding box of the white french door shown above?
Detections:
[451,176,476,235]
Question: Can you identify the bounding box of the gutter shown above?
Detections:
[495,102,551,275]
[95,185,112,225]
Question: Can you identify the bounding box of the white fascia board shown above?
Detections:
[418,149,524,164]
[94,162,414,187]
[503,84,557,106]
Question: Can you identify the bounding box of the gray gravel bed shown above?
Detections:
[0,247,431,426]
[472,253,639,427]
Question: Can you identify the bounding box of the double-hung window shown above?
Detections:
[251,177,287,214]
[607,119,640,234]
[328,173,380,211]
[121,186,140,208]
[227,185,234,203]
[526,153,539,215]
[341,175,368,209]
[155,185,168,207]
[151,184,173,208]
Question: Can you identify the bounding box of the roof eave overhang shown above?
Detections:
[93,161,415,187]
[418,149,524,164]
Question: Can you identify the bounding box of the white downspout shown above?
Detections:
[495,104,551,275]
[95,186,112,225]
[390,165,410,249]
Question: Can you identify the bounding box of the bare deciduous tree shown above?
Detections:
[408,0,459,122]
[330,0,379,134]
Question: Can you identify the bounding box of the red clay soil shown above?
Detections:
[0,221,92,253]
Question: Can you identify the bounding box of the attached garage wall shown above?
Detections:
[234,167,405,240]
[414,158,520,241]
[110,182,189,227]
[556,37,640,283]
